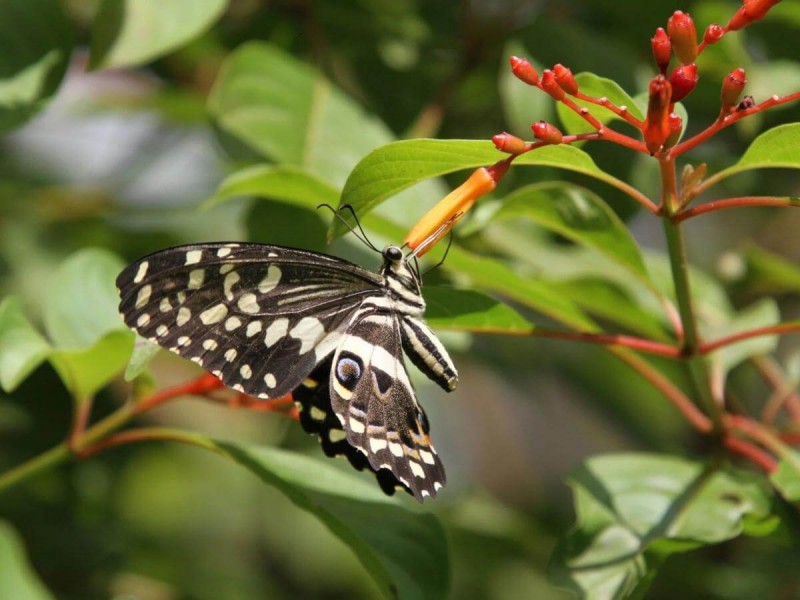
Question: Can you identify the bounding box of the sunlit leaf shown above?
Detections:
[43,248,127,349]
[556,73,643,136]
[550,454,774,600]
[423,287,534,334]
[492,183,649,283]
[208,43,393,187]
[0,0,72,133]
[0,520,55,600]
[335,139,627,239]
[220,442,450,600]
[711,123,800,185]
[207,164,339,209]
[49,330,134,401]
[0,297,51,392]
[90,0,228,69]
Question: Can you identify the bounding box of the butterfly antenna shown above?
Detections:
[316,203,380,252]
[422,232,454,276]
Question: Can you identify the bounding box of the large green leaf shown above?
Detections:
[219,442,450,600]
[207,164,339,209]
[709,123,800,185]
[492,183,650,283]
[208,42,394,187]
[0,297,51,392]
[423,287,534,334]
[334,139,631,239]
[0,0,72,133]
[0,521,55,600]
[555,73,643,136]
[549,454,774,600]
[89,0,228,69]
[43,248,127,349]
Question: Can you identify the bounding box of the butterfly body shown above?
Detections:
[117,242,457,500]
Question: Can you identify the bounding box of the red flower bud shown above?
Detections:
[532,120,563,144]
[492,132,527,155]
[643,75,672,154]
[651,28,672,74]
[721,68,747,110]
[553,64,578,95]
[703,23,725,45]
[727,7,750,30]
[664,112,683,148]
[743,0,782,21]
[668,63,698,103]
[509,56,539,85]
[667,11,698,64]
[540,69,566,100]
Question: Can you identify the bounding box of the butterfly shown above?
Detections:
[116,240,458,501]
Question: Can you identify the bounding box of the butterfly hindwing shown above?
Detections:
[329,302,446,500]
[116,242,381,398]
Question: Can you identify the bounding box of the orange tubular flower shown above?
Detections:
[667,11,698,64]
[642,75,672,154]
[553,64,578,95]
[540,69,566,100]
[404,160,509,256]
[509,56,539,85]
[721,68,747,110]
[532,120,563,144]
[492,132,527,155]
[668,63,698,103]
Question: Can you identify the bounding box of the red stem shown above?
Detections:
[700,322,800,355]
[134,373,225,414]
[574,92,643,128]
[724,435,778,472]
[671,92,800,158]
[674,196,799,222]
[522,328,681,357]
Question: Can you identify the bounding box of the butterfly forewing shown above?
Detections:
[117,243,380,398]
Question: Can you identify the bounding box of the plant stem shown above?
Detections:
[674,196,799,222]
[0,444,70,493]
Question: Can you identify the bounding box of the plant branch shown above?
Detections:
[574,92,643,128]
[724,435,778,472]
[674,196,799,222]
[700,322,800,355]
[753,356,800,422]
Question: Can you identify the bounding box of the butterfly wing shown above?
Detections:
[329,304,446,501]
[116,242,383,398]
[293,355,408,496]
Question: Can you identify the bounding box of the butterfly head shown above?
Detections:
[381,245,422,295]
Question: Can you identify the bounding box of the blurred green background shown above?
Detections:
[1,1,799,599]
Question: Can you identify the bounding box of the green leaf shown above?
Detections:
[423,287,534,334]
[550,454,773,600]
[704,299,780,377]
[0,297,51,392]
[335,139,629,240]
[364,214,596,330]
[207,164,339,209]
[770,450,800,502]
[219,442,450,600]
[43,248,127,349]
[556,73,643,135]
[49,330,134,401]
[0,0,73,133]
[89,0,228,69]
[123,335,160,382]
[711,123,800,184]
[0,521,55,600]
[208,42,394,187]
[492,182,649,283]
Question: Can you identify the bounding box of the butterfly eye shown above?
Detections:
[336,356,363,390]
[384,246,403,262]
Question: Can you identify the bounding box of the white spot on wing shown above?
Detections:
[200,303,227,325]
[159,298,172,313]
[223,271,240,300]
[225,316,242,331]
[369,438,388,452]
[188,269,205,290]
[389,442,403,457]
[203,339,218,351]
[310,406,326,421]
[217,247,232,258]
[185,250,202,265]
[135,285,152,309]
[134,261,149,283]
[177,336,191,347]
[156,325,169,337]
[419,450,436,465]
[328,429,347,443]
[289,317,325,354]
[258,265,282,293]
[246,321,262,337]
[237,293,260,314]
[410,461,426,479]
[176,307,191,326]
[137,313,150,326]
[240,364,252,379]
[224,348,237,362]
[264,318,289,347]
[349,417,366,433]
[219,263,234,275]
[264,373,276,388]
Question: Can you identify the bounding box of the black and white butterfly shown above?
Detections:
[116,240,458,501]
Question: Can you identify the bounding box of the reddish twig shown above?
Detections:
[700,322,800,355]
[674,196,799,222]
[133,373,225,414]
[574,92,643,128]
[754,356,800,422]
[516,328,682,358]
[724,435,778,472]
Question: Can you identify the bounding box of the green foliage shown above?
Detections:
[1,2,799,600]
